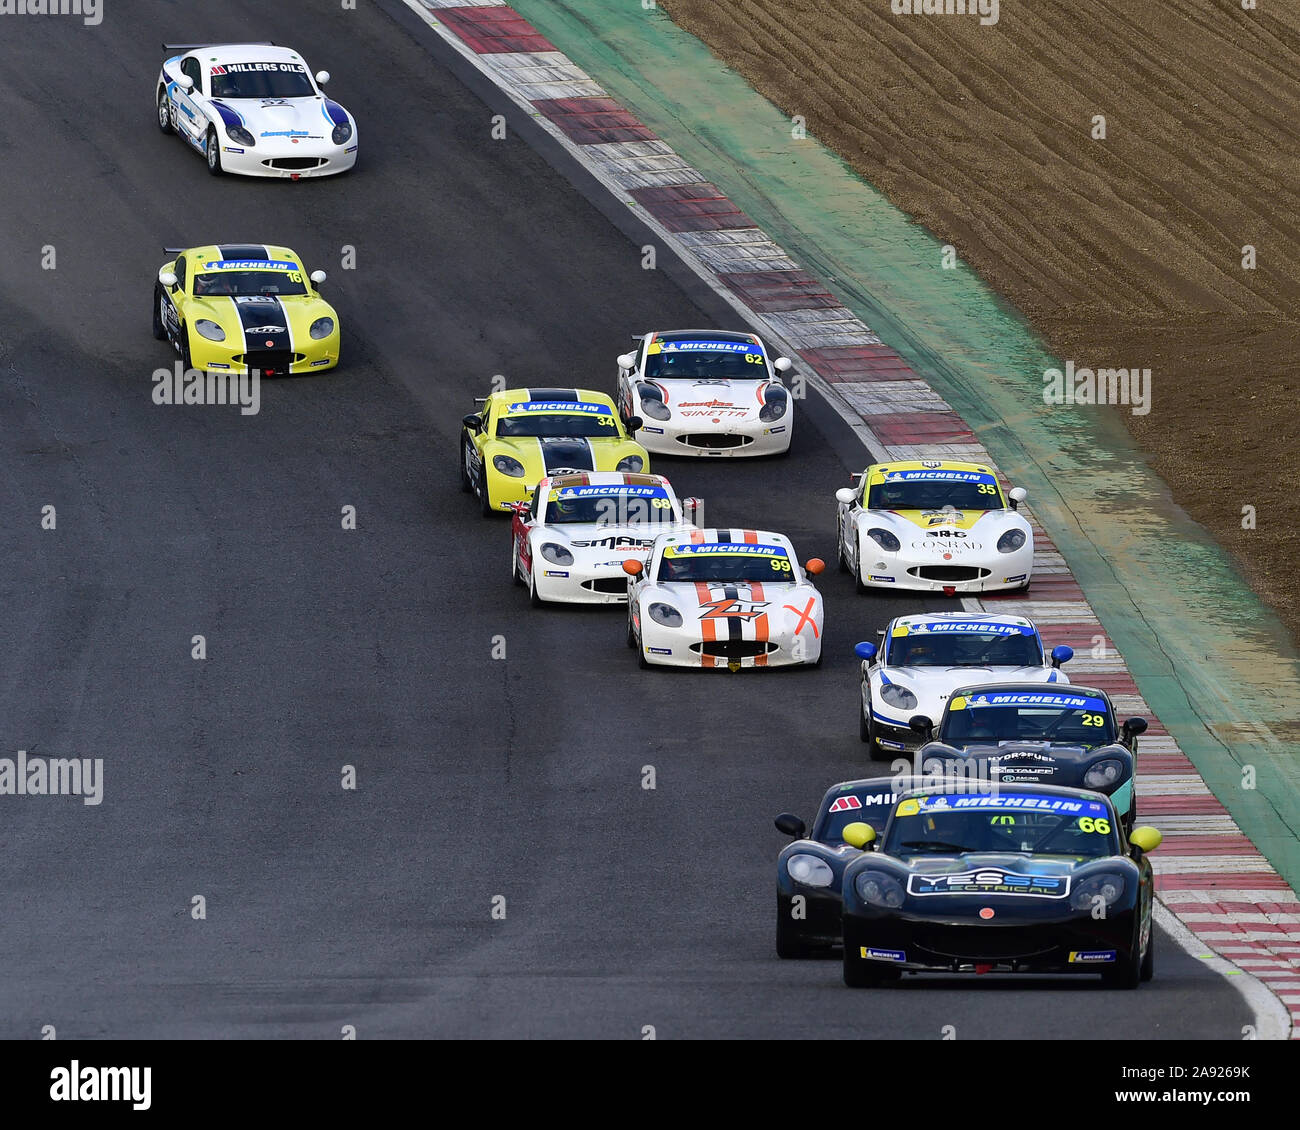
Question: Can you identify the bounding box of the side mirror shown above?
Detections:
[804,557,825,576]
[622,559,644,577]
[616,352,637,370]
[158,270,178,289]
[315,70,330,86]
[909,714,934,738]
[1129,826,1161,855]
[178,74,195,92]
[310,270,327,285]
[1050,644,1074,668]
[774,813,806,838]
[681,497,702,525]
[835,486,858,505]
[854,641,878,662]
[1122,717,1148,739]
[624,416,643,433]
[773,356,793,372]
[841,822,877,850]
[462,413,483,430]
[1008,486,1028,509]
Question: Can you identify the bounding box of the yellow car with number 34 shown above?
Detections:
[460,388,650,516]
[152,243,341,377]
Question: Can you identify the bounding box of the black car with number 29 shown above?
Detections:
[839,782,1161,989]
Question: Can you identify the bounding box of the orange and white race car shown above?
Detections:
[623,528,825,670]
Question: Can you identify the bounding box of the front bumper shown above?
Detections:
[189,338,340,377]
[635,412,792,457]
[855,541,1034,594]
[219,141,358,179]
[777,890,843,949]
[843,907,1136,975]
[637,614,821,669]
[533,557,636,605]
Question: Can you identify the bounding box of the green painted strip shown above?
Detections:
[510,0,1300,890]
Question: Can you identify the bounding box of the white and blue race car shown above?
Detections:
[156,43,357,178]
[615,330,794,457]
[854,612,1073,759]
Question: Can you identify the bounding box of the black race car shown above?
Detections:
[840,782,1161,988]
[909,682,1147,832]
[774,776,922,958]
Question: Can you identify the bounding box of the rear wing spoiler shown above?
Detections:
[162,42,274,50]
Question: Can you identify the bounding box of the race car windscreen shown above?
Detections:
[940,692,1116,747]
[883,794,1120,858]
[643,339,767,380]
[887,625,1043,667]
[813,792,898,843]
[545,486,676,526]
[193,270,308,297]
[867,471,1004,511]
[209,63,316,99]
[657,543,794,582]
[496,404,619,438]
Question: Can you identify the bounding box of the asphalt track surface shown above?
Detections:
[0,0,1250,1038]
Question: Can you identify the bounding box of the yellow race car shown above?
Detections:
[460,388,650,515]
[152,243,340,377]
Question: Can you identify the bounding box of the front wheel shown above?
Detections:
[1140,919,1154,982]
[477,464,493,518]
[459,436,473,493]
[205,127,223,176]
[1102,919,1143,989]
[511,541,524,587]
[152,285,168,341]
[156,90,174,134]
[777,909,813,960]
[527,563,542,608]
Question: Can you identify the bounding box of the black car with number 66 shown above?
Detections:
[839,782,1161,989]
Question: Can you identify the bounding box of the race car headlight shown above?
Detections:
[854,870,905,908]
[867,528,901,553]
[540,543,573,566]
[331,121,353,145]
[997,529,1027,553]
[1083,758,1125,789]
[758,388,788,421]
[648,602,682,627]
[878,683,918,710]
[787,854,834,888]
[309,317,335,340]
[616,455,645,473]
[194,319,226,342]
[227,126,256,147]
[1070,872,1126,911]
[638,397,671,421]
[492,455,526,477]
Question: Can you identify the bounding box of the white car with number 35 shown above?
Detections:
[624,529,825,670]
[156,43,357,178]
[837,460,1034,595]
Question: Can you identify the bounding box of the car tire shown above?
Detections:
[459,436,473,494]
[477,464,493,518]
[635,626,649,669]
[152,284,168,341]
[626,613,637,650]
[1140,919,1154,982]
[205,127,223,176]
[1102,920,1143,989]
[854,538,870,595]
[511,541,524,587]
[777,907,813,960]
[157,89,174,134]
[180,328,193,375]
[843,948,896,988]
[528,564,542,608]
[837,529,850,574]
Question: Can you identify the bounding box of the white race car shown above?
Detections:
[156,43,357,178]
[852,612,1074,759]
[510,472,699,605]
[836,460,1033,594]
[624,528,825,669]
[615,330,793,456]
